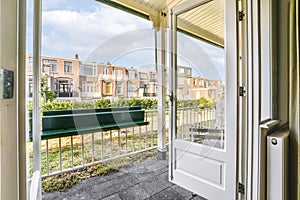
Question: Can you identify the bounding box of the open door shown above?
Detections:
[169,0,238,199]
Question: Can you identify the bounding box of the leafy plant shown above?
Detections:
[94,99,111,108]
[41,76,58,102]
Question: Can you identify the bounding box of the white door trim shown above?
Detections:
[168,0,239,199]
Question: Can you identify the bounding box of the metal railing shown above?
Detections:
[29,106,219,178]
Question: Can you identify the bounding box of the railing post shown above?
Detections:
[32,0,42,198]
[155,13,167,160]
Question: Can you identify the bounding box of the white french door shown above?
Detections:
[169,0,238,199]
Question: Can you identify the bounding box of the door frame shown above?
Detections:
[168,0,239,199]
[0,0,27,199]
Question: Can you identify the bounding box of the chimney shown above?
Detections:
[75,54,79,60]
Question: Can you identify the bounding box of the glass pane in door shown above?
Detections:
[176,1,225,149]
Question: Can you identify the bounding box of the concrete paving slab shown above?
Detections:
[42,156,205,200]
[147,187,185,200]
[89,180,117,199]
[118,185,150,200]
[139,172,172,196]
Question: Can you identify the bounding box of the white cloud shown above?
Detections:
[43,0,68,11]
[41,5,152,59]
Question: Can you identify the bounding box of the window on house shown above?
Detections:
[102,68,108,75]
[139,73,148,80]
[128,71,136,79]
[151,74,156,81]
[193,79,197,86]
[128,83,136,93]
[115,70,122,77]
[106,82,112,94]
[178,77,184,85]
[27,56,33,70]
[178,67,185,75]
[116,82,123,94]
[64,61,72,74]
[80,63,97,76]
[28,77,33,97]
[42,59,57,72]
[56,79,73,97]
[82,81,96,93]
[186,69,191,77]
[205,80,209,87]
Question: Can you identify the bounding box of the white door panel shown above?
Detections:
[169,0,238,199]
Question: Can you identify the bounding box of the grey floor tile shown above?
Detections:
[89,181,117,199]
[42,191,61,200]
[190,195,207,200]
[98,193,122,200]
[170,185,194,200]
[139,172,172,196]
[118,185,150,200]
[42,157,202,200]
[64,189,91,200]
[148,187,185,200]
[109,174,139,191]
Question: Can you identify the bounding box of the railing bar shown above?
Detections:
[139,126,142,150]
[125,128,128,153]
[187,110,190,138]
[38,106,217,178]
[197,108,199,126]
[182,110,184,139]
[118,130,121,155]
[81,135,84,166]
[151,112,154,146]
[145,112,148,148]
[205,109,207,127]
[101,131,104,160]
[210,109,212,126]
[208,109,210,126]
[92,133,95,163]
[71,136,74,168]
[41,146,158,179]
[202,109,205,127]
[59,138,62,172]
[132,127,135,152]
[185,110,188,139]
[144,126,147,149]
[110,131,112,158]
[46,140,49,174]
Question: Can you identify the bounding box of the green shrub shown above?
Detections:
[28,97,214,112]
[94,99,111,108]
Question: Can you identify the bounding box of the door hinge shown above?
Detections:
[239,86,246,97]
[0,68,14,99]
[239,11,245,21]
[238,182,245,194]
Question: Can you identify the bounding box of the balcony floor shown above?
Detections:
[42,156,206,200]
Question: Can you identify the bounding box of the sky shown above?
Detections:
[26,0,225,80]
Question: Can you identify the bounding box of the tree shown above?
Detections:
[197,96,216,107]
[41,75,58,102]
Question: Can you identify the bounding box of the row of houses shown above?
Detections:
[26,54,224,101]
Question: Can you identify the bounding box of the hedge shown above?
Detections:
[28,97,216,111]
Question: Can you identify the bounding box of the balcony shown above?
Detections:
[28,106,220,199]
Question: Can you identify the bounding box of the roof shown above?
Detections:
[96,0,224,47]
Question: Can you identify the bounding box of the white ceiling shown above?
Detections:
[97,0,224,46]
